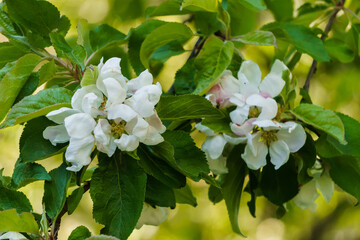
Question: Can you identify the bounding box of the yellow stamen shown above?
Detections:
[111,120,126,139]
[260,131,278,146]
[248,106,261,118]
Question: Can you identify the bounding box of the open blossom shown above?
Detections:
[195,123,228,174]
[43,57,166,172]
[135,203,170,229]
[198,58,306,172]
[241,121,306,170]
[294,165,334,211]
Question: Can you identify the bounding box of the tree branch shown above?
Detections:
[52,181,91,240]
[303,0,345,91]
[166,36,206,94]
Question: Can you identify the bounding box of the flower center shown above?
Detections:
[248,106,261,118]
[99,96,107,110]
[111,120,126,139]
[260,131,277,146]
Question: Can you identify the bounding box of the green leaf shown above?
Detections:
[264,0,293,21]
[227,0,257,36]
[5,0,61,36]
[174,184,197,207]
[263,22,330,62]
[145,175,176,208]
[161,130,209,181]
[146,0,187,18]
[140,22,193,68]
[201,117,233,134]
[182,0,217,12]
[137,145,186,189]
[0,169,11,188]
[0,61,16,80]
[324,38,354,63]
[193,36,234,95]
[0,209,39,234]
[324,155,360,201]
[174,58,196,94]
[222,146,247,236]
[193,12,223,36]
[69,226,91,240]
[0,186,33,213]
[260,157,299,205]
[208,184,223,204]
[128,20,166,75]
[90,24,127,52]
[0,54,42,123]
[43,163,71,219]
[0,42,28,68]
[67,187,85,215]
[20,117,67,162]
[50,33,86,70]
[39,60,56,85]
[14,72,40,104]
[232,30,277,46]
[156,95,225,120]
[316,113,360,159]
[90,153,147,239]
[237,0,266,11]
[77,19,92,56]
[291,103,346,144]
[12,162,51,189]
[0,87,72,128]
[81,67,99,87]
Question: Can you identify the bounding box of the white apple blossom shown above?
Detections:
[294,164,334,211]
[242,121,306,170]
[195,123,229,174]
[135,203,170,229]
[43,57,166,172]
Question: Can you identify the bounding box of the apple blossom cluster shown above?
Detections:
[197,60,306,172]
[43,58,166,172]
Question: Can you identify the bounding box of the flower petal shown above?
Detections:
[43,124,70,146]
[229,93,246,107]
[259,60,288,98]
[127,69,153,94]
[65,135,95,172]
[206,154,228,174]
[195,123,215,136]
[103,77,127,105]
[142,127,164,145]
[126,117,149,141]
[64,113,96,138]
[246,94,278,120]
[223,133,247,145]
[94,119,116,157]
[269,140,290,170]
[238,60,262,86]
[107,103,138,122]
[241,133,268,170]
[220,70,242,95]
[293,179,319,211]
[97,57,127,94]
[315,171,334,203]
[145,111,166,134]
[71,85,103,112]
[202,135,227,159]
[114,134,139,152]
[82,92,103,118]
[230,105,250,125]
[276,122,306,152]
[136,203,169,229]
[46,107,78,124]
[230,119,255,136]
[0,232,27,240]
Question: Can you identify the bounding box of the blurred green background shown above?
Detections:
[0,0,360,239]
